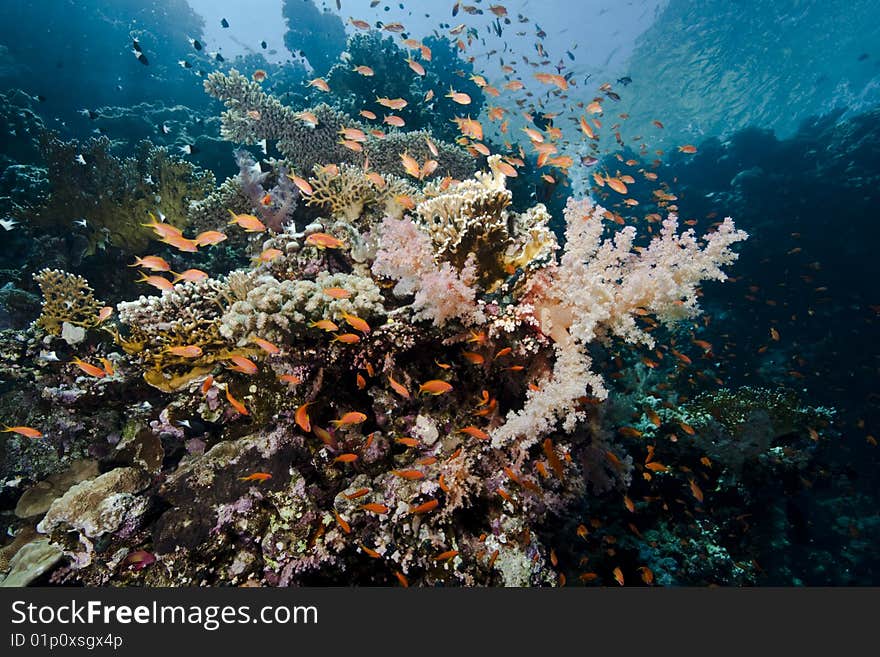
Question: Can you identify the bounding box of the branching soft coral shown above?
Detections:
[491,197,748,448]
[372,215,484,327]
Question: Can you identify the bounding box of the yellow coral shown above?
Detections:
[33,269,104,336]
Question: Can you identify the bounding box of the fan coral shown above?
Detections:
[32,268,105,336]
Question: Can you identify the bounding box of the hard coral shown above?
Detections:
[27,134,214,254]
[32,268,105,336]
[203,70,474,181]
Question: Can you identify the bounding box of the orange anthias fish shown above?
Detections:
[305,232,344,249]
[129,255,171,271]
[388,374,410,399]
[446,89,471,104]
[137,274,174,292]
[309,319,339,332]
[342,312,370,333]
[419,380,453,395]
[71,357,107,378]
[332,333,361,344]
[194,230,227,246]
[252,336,280,354]
[376,97,408,110]
[334,453,359,463]
[331,411,367,428]
[240,472,272,482]
[166,345,203,358]
[361,503,390,514]
[391,469,425,480]
[678,144,698,153]
[279,374,301,385]
[2,425,43,439]
[459,425,489,440]
[227,355,258,375]
[295,402,312,432]
[613,567,625,586]
[322,287,351,299]
[161,234,199,252]
[227,210,266,232]
[172,269,209,284]
[410,499,439,514]
[225,387,250,416]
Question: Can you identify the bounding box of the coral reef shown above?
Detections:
[23,134,215,255]
[203,70,475,181]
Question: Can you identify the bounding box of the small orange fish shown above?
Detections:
[305,232,344,249]
[462,351,484,365]
[226,355,258,375]
[225,387,250,416]
[2,425,42,439]
[333,453,359,463]
[295,402,312,432]
[395,437,419,447]
[645,462,668,472]
[257,248,283,263]
[678,144,698,154]
[227,210,266,232]
[359,109,377,120]
[137,273,174,292]
[383,114,406,127]
[359,503,389,515]
[331,411,367,428]
[394,571,409,587]
[459,425,489,440]
[353,65,374,76]
[129,255,171,271]
[388,374,410,398]
[434,550,459,562]
[419,380,453,395]
[240,472,271,482]
[279,374,301,385]
[391,469,425,480]
[376,96,408,110]
[445,89,471,104]
[166,345,203,358]
[689,479,704,503]
[332,333,361,344]
[542,438,565,479]
[360,544,381,559]
[334,510,351,534]
[638,566,655,585]
[613,567,624,586]
[624,495,635,513]
[96,306,113,323]
[679,422,696,435]
[307,77,330,92]
[251,336,280,354]
[201,375,214,395]
[356,372,366,389]
[341,312,370,333]
[98,357,114,376]
[410,499,439,514]
[309,319,339,332]
[618,426,643,438]
[345,488,371,500]
[252,69,267,82]
[194,230,227,246]
[71,357,107,378]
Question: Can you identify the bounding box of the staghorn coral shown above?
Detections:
[32,268,105,336]
[26,134,214,255]
[203,70,475,181]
